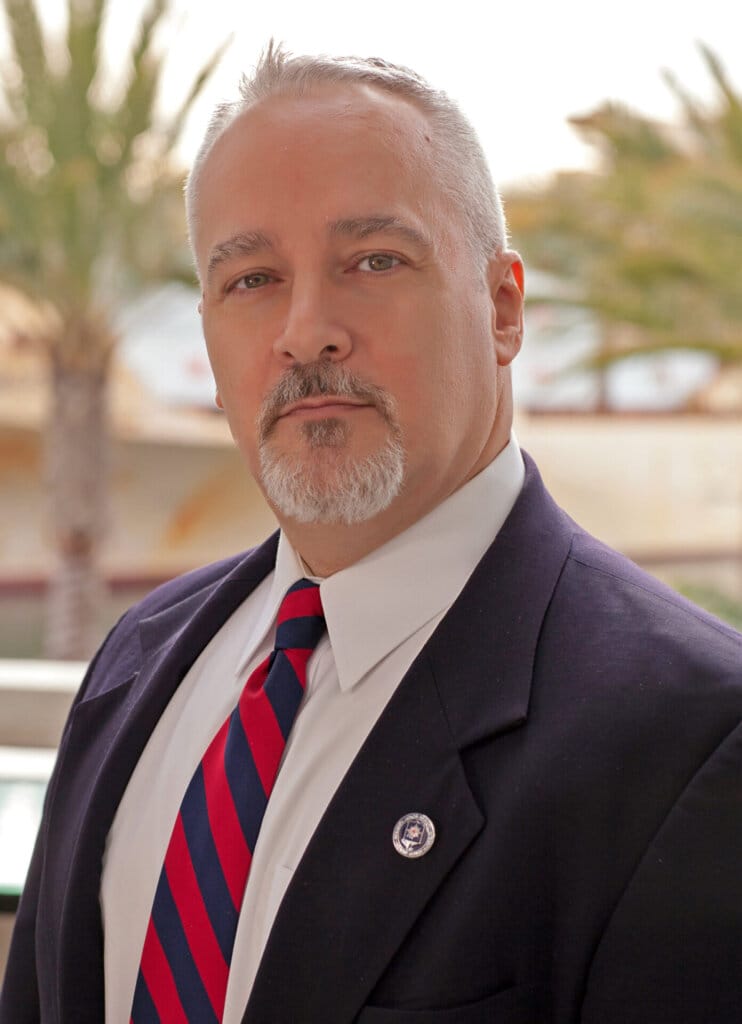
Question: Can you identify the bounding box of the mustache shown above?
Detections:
[258,362,399,441]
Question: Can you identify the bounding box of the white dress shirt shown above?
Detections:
[101,437,524,1023]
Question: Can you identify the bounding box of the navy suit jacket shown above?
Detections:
[2,455,742,1023]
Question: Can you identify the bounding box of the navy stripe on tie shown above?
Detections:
[275,614,325,651]
[289,578,316,593]
[179,766,240,961]
[224,713,268,849]
[263,650,305,739]
[130,972,160,1024]
[151,873,220,1023]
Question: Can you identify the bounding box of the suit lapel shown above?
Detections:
[245,457,574,1022]
[51,535,279,1021]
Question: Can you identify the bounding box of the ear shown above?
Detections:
[488,251,524,367]
[199,295,219,405]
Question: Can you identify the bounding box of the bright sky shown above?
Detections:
[11,0,742,189]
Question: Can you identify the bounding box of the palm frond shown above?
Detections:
[661,68,714,151]
[111,0,168,166]
[2,0,51,124]
[0,0,226,357]
[508,47,742,376]
[161,34,233,151]
[65,0,107,109]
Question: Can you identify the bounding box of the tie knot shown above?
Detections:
[275,578,325,652]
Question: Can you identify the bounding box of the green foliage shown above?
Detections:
[0,0,228,364]
[506,46,742,368]
[676,582,742,631]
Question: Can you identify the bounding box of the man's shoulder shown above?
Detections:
[560,524,742,668]
[127,550,255,619]
[514,454,741,656]
[81,546,270,694]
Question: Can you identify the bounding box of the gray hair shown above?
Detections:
[185,42,508,273]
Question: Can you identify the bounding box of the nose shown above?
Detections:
[273,278,353,365]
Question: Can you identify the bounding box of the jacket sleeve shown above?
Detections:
[0,810,45,1022]
[581,717,742,1023]
[0,626,120,1023]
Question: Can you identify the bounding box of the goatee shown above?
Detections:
[257,362,406,525]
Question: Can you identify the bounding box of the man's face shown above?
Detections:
[196,84,522,530]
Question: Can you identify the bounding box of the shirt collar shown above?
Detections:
[236,434,524,690]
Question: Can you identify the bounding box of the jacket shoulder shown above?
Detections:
[562,527,742,672]
[78,550,256,700]
[128,551,252,618]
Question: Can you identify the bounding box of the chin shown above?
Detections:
[259,435,406,526]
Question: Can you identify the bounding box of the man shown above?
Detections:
[2,44,741,1024]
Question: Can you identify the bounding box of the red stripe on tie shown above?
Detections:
[277,586,322,623]
[201,718,252,907]
[138,918,189,1024]
[243,656,269,697]
[165,815,229,1019]
[239,685,286,794]
[284,646,311,683]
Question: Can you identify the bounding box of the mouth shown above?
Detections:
[277,397,372,421]
[258,363,397,445]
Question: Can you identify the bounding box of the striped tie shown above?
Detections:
[131,579,325,1023]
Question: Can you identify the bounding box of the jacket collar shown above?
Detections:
[136,531,280,663]
[425,450,574,748]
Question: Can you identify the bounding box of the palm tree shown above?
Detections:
[506,45,742,383]
[0,0,228,658]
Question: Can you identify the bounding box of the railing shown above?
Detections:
[0,660,86,915]
[0,659,85,748]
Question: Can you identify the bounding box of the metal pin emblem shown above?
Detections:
[392,812,436,859]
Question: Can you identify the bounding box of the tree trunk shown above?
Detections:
[594,321,615,413]
[44,346,111,660]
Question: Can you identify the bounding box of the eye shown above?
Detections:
[355,253,401,273]
[232,272,273,291]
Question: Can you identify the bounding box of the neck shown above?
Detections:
[277,495,436,578]
[276,432,514,578]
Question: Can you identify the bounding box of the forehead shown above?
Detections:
[192,85,448,264]
[237,81,431,144]
[205,83,435,182]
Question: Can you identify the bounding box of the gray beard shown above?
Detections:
[256,362,406,525]
[259,416,406,525]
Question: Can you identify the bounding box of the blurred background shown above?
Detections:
[1,0,741,957]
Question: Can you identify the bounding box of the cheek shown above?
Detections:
[204,345,262,447]
[413,310,498,431]
[205,326,263,409]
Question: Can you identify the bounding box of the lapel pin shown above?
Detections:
[393,812,436,859]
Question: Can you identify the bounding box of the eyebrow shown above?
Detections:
[207,230,274,279]
[329,215,433,250]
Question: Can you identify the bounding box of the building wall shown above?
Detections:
[1,427,277,581]
[516,412,742,564]
[2,413,741,582]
